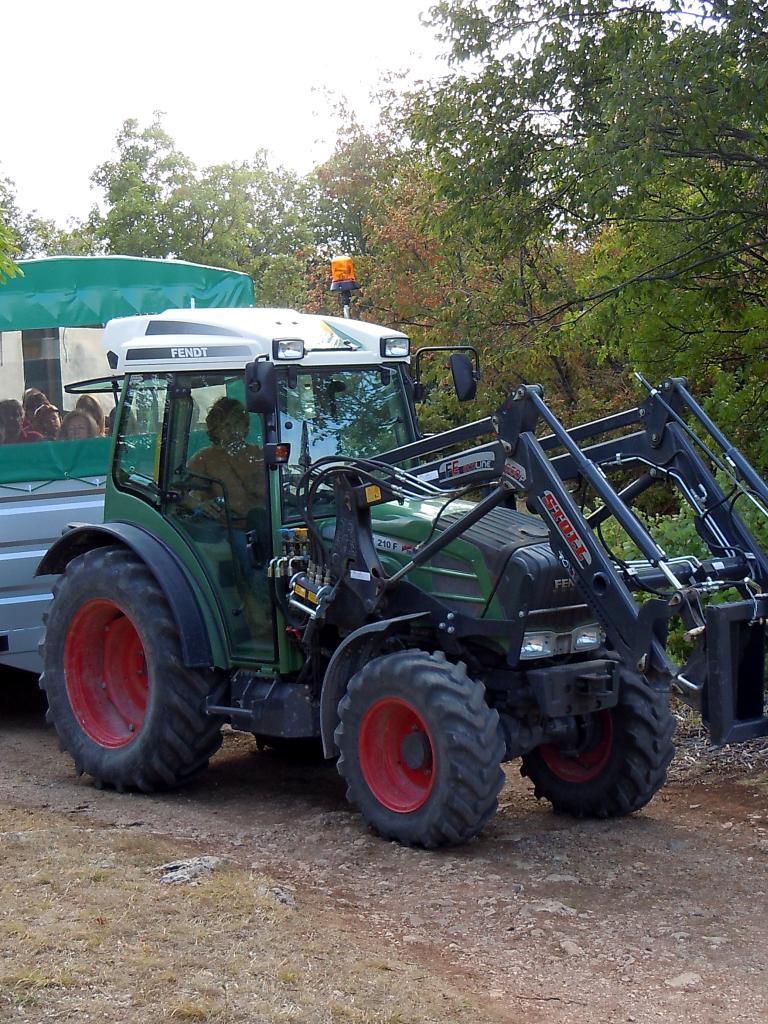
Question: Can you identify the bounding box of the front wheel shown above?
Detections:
[520,671,675,817]
[335,650,505,847]
[41,546,224,792]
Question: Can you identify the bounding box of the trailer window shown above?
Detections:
[0,327,113,415]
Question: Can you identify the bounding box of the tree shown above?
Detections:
[0,171,17,279]
[306,111,404,258]
[90,115,314,298]
[416,2,768,262]
[90,114,195,258]
[409,0,768,461]
[340,148,628,432]
[260,253,313,308]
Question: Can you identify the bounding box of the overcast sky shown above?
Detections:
[2,0,446,225]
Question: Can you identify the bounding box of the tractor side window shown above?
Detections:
[164,373,266,512]
[113,374,170,505]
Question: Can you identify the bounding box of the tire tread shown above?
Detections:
[520,671,675,818]
[40,546,223,792]
[335,650,505,848]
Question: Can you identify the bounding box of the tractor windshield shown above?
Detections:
[278,366,416,518]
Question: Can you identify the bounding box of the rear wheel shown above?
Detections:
[520,672,675,817]
[335,650,505,847]
[41,546,224,791]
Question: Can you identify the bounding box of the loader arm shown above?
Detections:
[492,379,768,743]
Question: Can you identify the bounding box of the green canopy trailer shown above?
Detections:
[0,256,255,672]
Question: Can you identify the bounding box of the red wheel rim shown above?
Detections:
[63,599,149,748]
[358,697,436,813]
[539,710,614,783]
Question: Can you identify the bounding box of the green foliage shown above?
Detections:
[602,486,768,567]
[421,1,768,244]
[0,177,19,281]
[4,6,768,476]
[305,109,403,258]
[599,484,768,662]
[90,114,195,257]
[345,142,631,433]
[412,0,768,467]
[565,209,768,468]
[259,253,312,308]
[0,218,18,283]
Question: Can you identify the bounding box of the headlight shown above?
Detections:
[519,623,603,660]
[519,632,556,659]
[272,337,304,360]
[573,625,603,651]
[380,336,410,358]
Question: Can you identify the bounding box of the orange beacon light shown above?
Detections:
[329,255,359,291]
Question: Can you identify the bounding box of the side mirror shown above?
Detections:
[245,360,277,414]
[450,352,477,402]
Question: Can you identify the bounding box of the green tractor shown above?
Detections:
[39,294,768,847]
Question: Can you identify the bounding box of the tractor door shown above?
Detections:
[163,372,275,663]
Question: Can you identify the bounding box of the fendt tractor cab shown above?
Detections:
[38,264,768,847]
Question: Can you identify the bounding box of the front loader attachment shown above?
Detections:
[366,375,768,747]
[491,375,768,745]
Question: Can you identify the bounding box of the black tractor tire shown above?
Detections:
[520,672,675,818]
[40,545,225,792]
[334,650,505,848]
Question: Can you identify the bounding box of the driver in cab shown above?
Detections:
[186,397,265,527]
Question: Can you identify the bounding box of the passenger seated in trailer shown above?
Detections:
[76,394,107,436]
[59,409,98,441]
[0,399,43,443]
[22,388,49,429]
[32,403,62,440]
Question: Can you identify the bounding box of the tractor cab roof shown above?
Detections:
[103,306,410,373]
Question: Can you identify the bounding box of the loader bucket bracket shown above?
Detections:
[703,599,767,745]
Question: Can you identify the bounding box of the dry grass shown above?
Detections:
[0,805,493,1024]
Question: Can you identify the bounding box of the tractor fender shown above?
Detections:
[319,612,428,758]
[36,522,217,668]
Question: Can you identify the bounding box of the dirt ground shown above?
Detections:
[0,676,767,1024]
